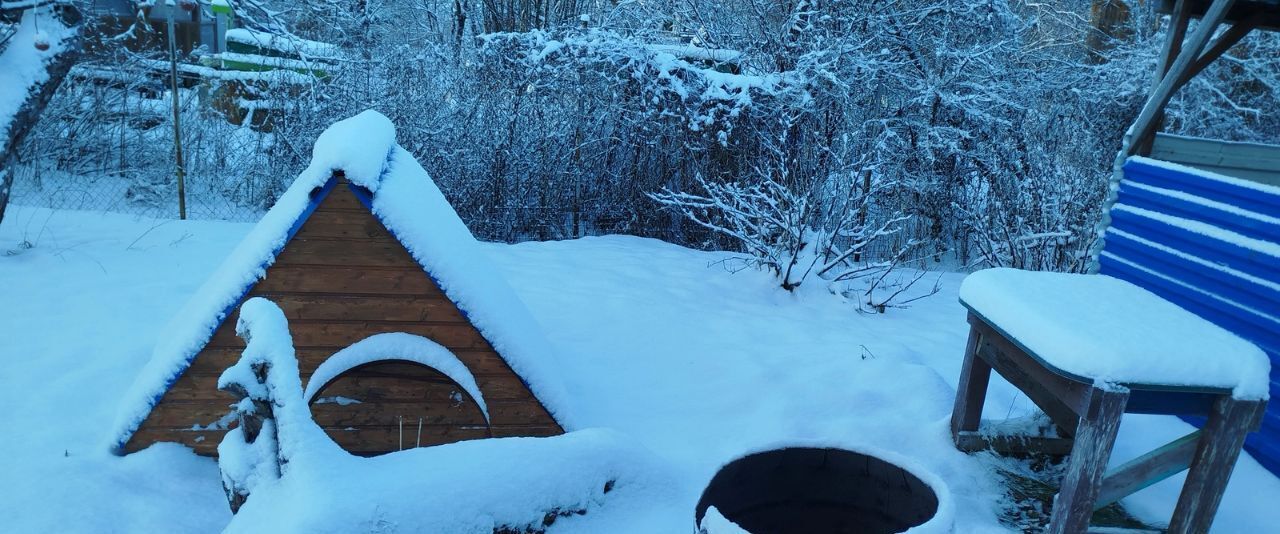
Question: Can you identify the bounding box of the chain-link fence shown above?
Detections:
[8,159,718,245]
[8,161,275,222]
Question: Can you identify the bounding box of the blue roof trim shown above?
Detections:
[113,175,341,453]
[346,181,374,209]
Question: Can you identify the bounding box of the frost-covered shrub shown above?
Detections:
[12,0,1279,274]
[651,126,925,304]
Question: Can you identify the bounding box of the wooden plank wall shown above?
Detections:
[1152,133,1280,187]
[125,181,563,456]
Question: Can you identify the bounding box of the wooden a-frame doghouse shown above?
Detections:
[111,112,571,456]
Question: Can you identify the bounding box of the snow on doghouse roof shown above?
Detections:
[109,111,576,451]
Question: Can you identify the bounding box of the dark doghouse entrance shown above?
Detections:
[308,359,489,456]
[696,447,939,534]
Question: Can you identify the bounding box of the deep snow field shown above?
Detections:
[2,204,1278,532]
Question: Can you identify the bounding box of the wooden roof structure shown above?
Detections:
[121,175,565,456]
[1157,0,1280,30]
[1126,0,1280,158]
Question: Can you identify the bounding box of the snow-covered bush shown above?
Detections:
[10,0,1280,275]
[216,296,329,511]
[649,145,920,299]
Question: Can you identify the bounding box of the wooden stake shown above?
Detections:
[166,8,187,220]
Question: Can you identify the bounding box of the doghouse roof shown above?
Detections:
[109,111,575,450]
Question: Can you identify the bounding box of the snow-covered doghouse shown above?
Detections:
[111,111,572,456]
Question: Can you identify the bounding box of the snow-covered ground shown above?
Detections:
[2,205,1278,532]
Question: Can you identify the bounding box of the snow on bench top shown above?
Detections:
[959,268,1270,399]
[109,110,574,451]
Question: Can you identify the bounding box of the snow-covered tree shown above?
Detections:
[0,4,80,224]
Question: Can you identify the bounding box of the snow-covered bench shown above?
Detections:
[950,157,1276,533]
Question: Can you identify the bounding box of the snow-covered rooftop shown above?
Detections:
[109,111,575,451]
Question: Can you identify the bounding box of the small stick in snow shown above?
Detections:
[397,415,403,451]
[416,418,423,448]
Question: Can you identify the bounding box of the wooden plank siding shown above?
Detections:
[123,183,563,456]
[1151,133,1280,188]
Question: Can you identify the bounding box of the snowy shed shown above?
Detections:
[111,111,572,456]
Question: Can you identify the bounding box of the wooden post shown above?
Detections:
[1167,398,1265,533]
[1047,386,1129,534]
[166,7,187,220]
[950,327,989,440]
[1094,430,1200,509]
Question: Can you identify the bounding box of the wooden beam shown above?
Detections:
[1135,0,1192,156]
[1125,0,1238,157]
[1093,430,1201,509]
[1048,387,1130,534]
[974,341,1083,437]
[1179,19,1258,85]
[1156,0,1280,30]
[955,430,1076,456]
[1155,0,1193,84]
[966,316,1091,434]
[1167,398,1266,532]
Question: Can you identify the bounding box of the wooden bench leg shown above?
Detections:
[1048,387,1129,534]
[951,326,990,442]
[1167,398,1265,534]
